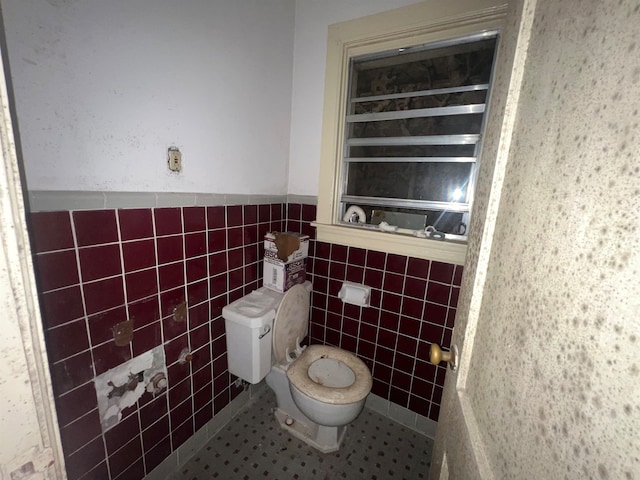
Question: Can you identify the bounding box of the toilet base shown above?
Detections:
[273,408,347,454]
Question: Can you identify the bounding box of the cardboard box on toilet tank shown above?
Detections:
[263,232,309,293]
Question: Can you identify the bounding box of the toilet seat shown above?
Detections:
[272,283,309,364]
[287,345,372,405]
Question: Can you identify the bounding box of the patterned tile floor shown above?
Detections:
[171,389,433,479]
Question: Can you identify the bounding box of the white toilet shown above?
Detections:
[222,281,372,453]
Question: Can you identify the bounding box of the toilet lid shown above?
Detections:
[272,284,309,364]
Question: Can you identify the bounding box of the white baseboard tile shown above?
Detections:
[365,393,438,440]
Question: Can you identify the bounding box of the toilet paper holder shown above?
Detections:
[338,281,371,307]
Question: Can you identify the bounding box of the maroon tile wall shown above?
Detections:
[30,200,460,479]
[30,204,284,480]
[286,203,462,423]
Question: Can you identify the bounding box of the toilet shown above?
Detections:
[222,281,372,453]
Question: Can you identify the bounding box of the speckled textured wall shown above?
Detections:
[432,0,640,478]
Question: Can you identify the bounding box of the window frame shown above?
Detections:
[315,0,508,265]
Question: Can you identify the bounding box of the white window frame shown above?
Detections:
[315,0,508,265]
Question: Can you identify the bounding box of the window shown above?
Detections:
[342,35,497,239]
[315,2,507,264]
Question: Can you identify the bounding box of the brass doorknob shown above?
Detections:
[430,344,457,371]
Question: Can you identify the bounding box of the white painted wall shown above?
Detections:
[287,0,421,195]
[2,0,295,194]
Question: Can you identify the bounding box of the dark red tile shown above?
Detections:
[226,205,243,227]
[171,418,194,450]
[156,235,184,264]
[414,358,437,382]
[360,307,379,326]
[189,323,210,351]
[411,377,434,400]
[340,333,357,353]
[118,209,154,241]
[159,262,185,292]
[46,319,89,363]
[403,276,427,300]
[442,327,453,349]
[329,261,345,280]
[209,273,227,299]
[330,244,347,263]
[144,436,172,473]
[73,210,119,247]
[29,211,74,253]
[346,247,366,266]
[140,394,168,430]
[389,386,409,407]
[228,249,244,271]
[313,258,329,277]
[105,412,140,453]
[191,344,212,374]
[142,415,169,451]
[210,296,226,320]
[401,297,424,319]
[383,272,404,294]
[169,378,192,409]
[374,345,394,366]
[423,302,448,324]
[453,265,464,286]
[93,340,132,376]
[366,250,386,270]
[357,339,376,359]
[301,204,316,222]
[429,261,455,284]
[55,382,97,427]
[185,232,206,258]
[78,244,122,282]
[287,203,301,220]
[212,335,226,359]
[64,435,106,480]
[227,227,243,249]
[87,306,127,347]
[258,204,271,223]
[315,241,330,259]
[59,408,101,454]
[116,458,145,480]
[206,206,225,230]
[50,351,94,395]
[108,436,142,479]
[420,322,444,344]
[122,239,156,272]
[209,252,227,276]
[364,268,383,289]
[428,403,441,422]
[164,333,188,366]
[154,208,182,236]
[83,276,124,315]
[449,287,460,307]
[128,296,160,329]
[187,279,208,307]
[188,302,209,329]
[377,329,397,350]
[392,368,413,390]
[170,398,193,429]
[207,229,226,253]
[371,379,390,399]
[125,268,158,302]
[132,321,162,356]
[446,308,457,328]
[407,257,430,278]
[34,250,79,291]
[426,281,450,305]
[162,312,187,342]
[210,317,225,340]
[386,254,407,274]
[408,394,430,416]
[243,205,258,224]
[399,315,421,337]
[396,333,418,356]
[244,224,258,245]
[160,286,186,319]
[266,204,280,223]
[183,207,206,232]
[195,402,213,431]
[381,292,402,313]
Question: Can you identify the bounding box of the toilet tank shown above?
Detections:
[222,288,284,384]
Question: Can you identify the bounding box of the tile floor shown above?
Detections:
[171,389,433,479]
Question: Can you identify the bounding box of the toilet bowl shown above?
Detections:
[222,282,373,453]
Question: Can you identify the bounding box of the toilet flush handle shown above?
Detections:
[258,326,271,340]
[429,344,458,371]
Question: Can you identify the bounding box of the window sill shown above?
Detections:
[312,222,467,265]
